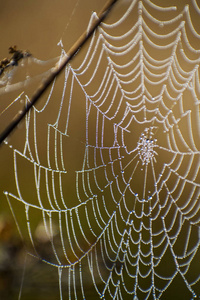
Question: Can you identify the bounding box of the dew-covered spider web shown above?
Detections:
[1,0,200,299]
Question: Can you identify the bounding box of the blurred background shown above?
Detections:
[0,1,200,299]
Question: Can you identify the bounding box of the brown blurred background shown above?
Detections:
[0,1,199,299]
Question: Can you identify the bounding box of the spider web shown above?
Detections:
[1,0,200,299]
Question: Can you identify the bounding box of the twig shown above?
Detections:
[0,0,118,145]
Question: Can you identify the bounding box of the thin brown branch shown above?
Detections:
[0,0,118,145]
